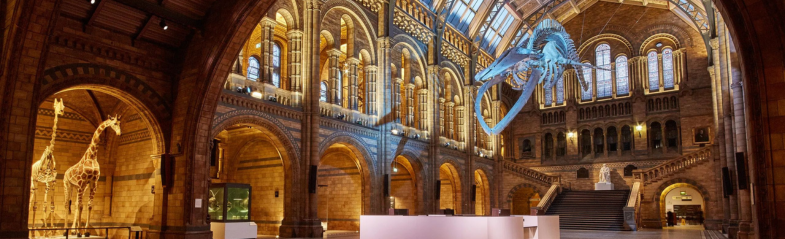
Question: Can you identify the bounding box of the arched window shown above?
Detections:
[647,51,659,91]
[663,48,674,89]
[581,65,593,101]
[595,44,612,98]
[556,75,564,104]
[544,83,552,106]
[615,56,629,95]
[271,43,281,88]
[320,82,328,102]
[247,57,260,81]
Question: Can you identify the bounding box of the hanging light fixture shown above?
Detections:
[160,19,169,30]
[90,0,96,4]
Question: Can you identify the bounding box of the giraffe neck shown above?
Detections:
[49,111,60,149]
[82,121,110,164]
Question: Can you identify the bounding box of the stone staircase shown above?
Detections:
[545,190,630,231]
[634,147,712,185]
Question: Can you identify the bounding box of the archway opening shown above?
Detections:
[438,163,462,214]
[318,143,365,231]
[28,87,163,238]
[474,169,490,215]
[510,187,540,215]
[390,155,417,215]
[659,183,706,229]
[211,123,290,236]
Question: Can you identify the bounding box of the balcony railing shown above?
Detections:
[632,147,711,185]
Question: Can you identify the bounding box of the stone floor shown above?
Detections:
[259,226,713,238]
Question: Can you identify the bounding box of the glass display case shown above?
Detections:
[208,183,251,222]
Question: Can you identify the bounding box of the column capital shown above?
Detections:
[439,97,445,103]
[365,65,378,71]
[405,83,416,89]
[286,29,304,38]
[377,37,392,49]
[261,17,277,27]
[418,88,429,94]
[709,38,720,50]
[346,57,361,65]
[446,102,455,107]
[327,48,344,57]
[395,77,403,84]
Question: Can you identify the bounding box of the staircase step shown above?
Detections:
[544,190,630,231]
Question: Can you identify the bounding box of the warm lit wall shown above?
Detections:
[390,163,415,215]
[318,150,362,231]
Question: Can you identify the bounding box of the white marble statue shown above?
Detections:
[599,164,611,183]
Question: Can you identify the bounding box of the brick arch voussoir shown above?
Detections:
[506,183,544,203]
[318,132,377,178]
[210,112,301,174]
[39,63,171,120]
[653,178,711,201]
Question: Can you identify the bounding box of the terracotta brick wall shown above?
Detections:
[390,163,415,215]
[438,166,455,211]
[318,150,362,231]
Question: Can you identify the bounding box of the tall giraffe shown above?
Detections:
[29,99,64,236]
[63,115,121,236]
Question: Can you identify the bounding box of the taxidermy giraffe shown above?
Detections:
[29,99,64,236]
[63,115,121,236]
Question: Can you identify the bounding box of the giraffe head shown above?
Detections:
[106,115,122,136]
[53,98,65,116]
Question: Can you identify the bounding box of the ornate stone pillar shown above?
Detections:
[365,65,378,116]
[287,30,303,107]
[603,128,608,158]
[394,78,402,123]
[456,105,465,143]
[418,89,429,131]
[405,83,415,127]
[347,57,360,110]
[261,17,277,84]
[327,49,342,105]
[446,102,455,140]
[439,98,445,135]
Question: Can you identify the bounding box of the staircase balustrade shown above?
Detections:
[632,147,711,185]
[623,182,641,231]
[503,161,560,185]
[531,184,561,215]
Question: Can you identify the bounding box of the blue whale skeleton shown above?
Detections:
[474,19,600,135]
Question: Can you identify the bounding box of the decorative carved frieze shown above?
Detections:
[392,10,434,44]
[441,43,469,68]
[354,0,382,12]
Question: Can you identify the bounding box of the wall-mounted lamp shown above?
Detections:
[567,131,575,144]
[635,125,643,138]
[391,128,400,135]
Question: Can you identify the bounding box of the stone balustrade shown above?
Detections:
[633,147,712,185]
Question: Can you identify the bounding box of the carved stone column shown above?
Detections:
[394,78,403,123]
[327,49,342,105]
[405,83,415,127]
[347,57,360,110]
[365,65,378,116]
[439,98,445,135]
[261,17,277,84]
[418,89,429,131]
[287,30,304,107]
[446,102,455,140]
[456,106,465,143]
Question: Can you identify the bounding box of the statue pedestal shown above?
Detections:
[595,182,614,190]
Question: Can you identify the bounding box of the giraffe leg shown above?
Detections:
[29,181,37,238]
[85,181,98,237]
[43,182,50,229]
[48,180,56,237]
[72,188,83,236]
[63,181,70,236]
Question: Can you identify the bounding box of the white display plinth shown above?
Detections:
[595,182,614,190]
[518,215,560,239]
[360,215,522,239]
[211,222,257,239]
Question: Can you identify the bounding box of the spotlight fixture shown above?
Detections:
[391,129,399,135]
[160,19,168,30]
[636,125,643,138]
[655,42,663,48]
[90,0,96,4]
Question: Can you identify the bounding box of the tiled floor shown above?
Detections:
[259,227,711,238]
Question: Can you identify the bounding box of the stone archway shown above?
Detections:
[474,169,491,216]
[506,183,545,215]
[654,178,713,228]
[438,161,462,214]
[210,114,301,236]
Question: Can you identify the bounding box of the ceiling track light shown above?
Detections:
[160,19,169,30]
